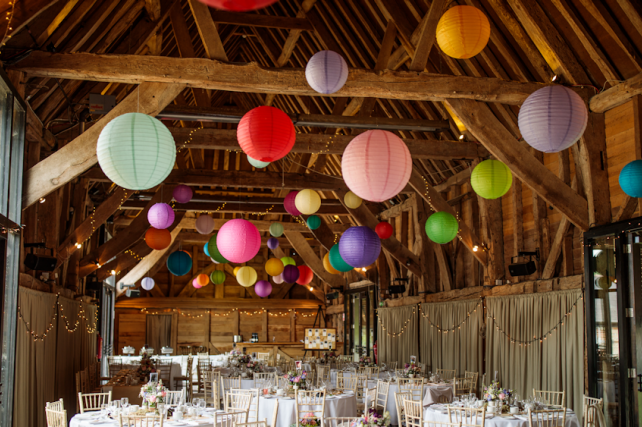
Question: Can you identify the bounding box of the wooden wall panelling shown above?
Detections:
[118,310,146,351]
[605,100,636,217]
[210,309,237,353]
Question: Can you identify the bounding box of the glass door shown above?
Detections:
[344,286,377,360]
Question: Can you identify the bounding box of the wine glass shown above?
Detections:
[120,398,129,407]
[100,403,109,419]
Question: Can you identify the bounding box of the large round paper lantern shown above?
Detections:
[339,226,381,268]
[620,160,642,197]
[295,190,321,215]
[305,50,349,94]
[329,244,353,273]
[471,160,513,200]
[255,280,273,297]
[273,273,284,284]
[342,130,412,202]
[237,106,295,162]
[210,257,219,264]
[204,243,211,257]
[281,256,296,266]
[236,266,258,287]
[265,258,284,277]
[192,280,202,289]
[269,222,284,237]
[97,113,176,190]
[267,237,279,250]
[248,155,270,169]
[196,215,215,235]
[436,6,490,59]
[145,227,171,250]
[148,203,175,229]
[141,277,155,291]
[425,212,459,244]
[518,86,588,153]
[375,222,393,240]
[233,266,241,276]
[296,265,314,285]
[323,253,340,275]
[344,191,363,209]
[307,215,321,230]
[195,273,210,287]
[173,185,193,203]
[197,0,278,12]
[217,219,261,263]
[210,270,226,285]
[208,235,230,264]
[167,251,192,276]
[284,192,302,216]
[283,265,300,284]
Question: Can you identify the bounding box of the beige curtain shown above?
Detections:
[146,315,172,351]
[419,299,484,376]
[377,305,418,365]
[485,289,584,415]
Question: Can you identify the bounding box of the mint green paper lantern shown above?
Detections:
[307,215,321,230]
[97,113,176,190]
[247,155,270,169]
[425,211,459,244]
[270,222,284,237]
[470,159,512,200]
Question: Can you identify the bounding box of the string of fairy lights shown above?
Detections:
[421,298,483,333]
[0,1,15,55]
[377,306,417,338]
[141,308,316,317]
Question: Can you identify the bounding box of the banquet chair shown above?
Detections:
[231,388,260,422]
[399,381,424,401]
[337,376,358,394]
[108,356,123,378]
[295,390,326,427]
[355,374,369,413]
[325,417,363,427]
[156,359,172,384]
[197,359,213,392]
[533,389,566,407]
[222,377,241,396]
[361,366,380,379]
[447,407,486,426]
[398,378,425,388]
[214,410,249,427]
[270,398,279,427]
[78,391,112,413]
[527,408,567,427]
[403,399,424,427]
[232,422,268,427]
[387,361,398,370]
[224,391,252,423]
[375,380,390,414]
[118,415,164,427]
[453,377,475,398]
[436,369,456,381]
[202,371,220,408]
[173,356,193,401]
[257,353,270,362]
[394,391,412,426]
[583,395,604,427]
[46,398,64,412]
[464,372,478,395]
[45,407,67,427]
[165,389,185,407]
[254,372,276,389]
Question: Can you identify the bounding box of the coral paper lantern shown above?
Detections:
[518,86,588,153]
[236,266,258,287]
[233,266,241,276]
[296,265,314,285]
[295,189,321,215]
[196,214,215,235]
[375,222,394,240]
[265,258,285,277]
[208,235,230,264]
[305,50,349,94]
[283,265,300,284]
[195,273,210,287]
[344,191,363,209]
[247,155,270,169]
[619,160,642,197]
[217,219,261,263]
[329,244,353,273]
[167,251,192,276]
[97,113,176,190]
[145,227,171,250]
[173,185,193,203]
[192,280,202,289]
[436,6,490,59]
[141,277,155,291]
[255,280,273,297]
[342,130,412,202]
[210,270,226,285]
[323,253,340,275]
[237,106,295,162]
[267,237,279,250]
[269,222,284,237]
[471,159,513,200]
[281,256,296,266]
[284,192,302,216]
[273,273,284,284]
[148,203,175,229]
[425,212,459,244]
[339,226,381,268]
[197,0,278,12]
[307,215,321,230]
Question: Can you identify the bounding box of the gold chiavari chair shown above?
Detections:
[397,377,425,388]
[464,371,478,396]
[45,407,67,427]
[197,358,212,392]
[355,374,369,413]
[224,392,252,423]
[533,389,566,407]
[436,369,456,382]
[254,372,276,389]
[375,380,389,414]
[174,356,193,400]
[295,390,326,427]
[222,377,242,400]
[118,415,164,427]
[165,389,185,407]
[583,395,603,427]
[448,407,486,427]
[336,376,358,394]
[453,377,475,398]
[386,361,398,370]
[46,398,64,412]
[78,391,112,413]
[394,391,412,427]
[527,408,567,427]
[214,411,248,427]
[231,388,260,422]
[399,381,424,402]
[403,399,424,427]
[203,371,220,408]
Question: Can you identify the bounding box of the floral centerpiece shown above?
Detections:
[290,412,321,427]
[321,351,337,364]
[136,353,156,381]
[483,381,512,412]
[229,349,251,366]
[139,380,167,411]
[359,356,376,367]
[246,360,264,373]
[403,363,421,378]
[284,370,307,389]
[350,409,391,427]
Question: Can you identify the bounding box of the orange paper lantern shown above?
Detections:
[323,253,340,275]
[145,227,171,250]
[195,273,210,287]
[436,6,490,59]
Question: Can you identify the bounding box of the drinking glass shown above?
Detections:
[100,403,109,419]
[120,398,129,407]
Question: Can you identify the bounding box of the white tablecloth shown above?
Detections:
[70,413,114,427]
[423,406,581,427]
[258,394,357,427]
[421,383,454,406]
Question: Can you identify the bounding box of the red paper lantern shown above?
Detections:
[296,265,314,285]
[237,106,295,162]
[145,227,171,250]
[198,0,278,11]
[375,222,394,239]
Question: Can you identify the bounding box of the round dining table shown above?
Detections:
[258,393,357,427]
[423,405,581,427]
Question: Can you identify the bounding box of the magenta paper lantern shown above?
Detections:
[342,130,412,202]
[192,278,202,289]
[255,280,273,298]
[339,226,381,268]
[273,273,284,284]
[284,191,302,216]
[267,237,279,250]
[283,265,300,284]
[216,219,261,263]
[198,0,278,12]
[141,277,155,291]
[173,185,193,203]
[196,214,215,235]
[147,203,175,229]
[306,51,349,94]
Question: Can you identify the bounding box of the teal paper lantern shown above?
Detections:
[208,234,230,264]
[97,113,176,190]
[270,222,284,237]
[307,215,321,230]
[204,242,210,257]
[167,251,192,276]
[329,244,353,272]
[247,155,270,169]
[471,159,513,199]
[425,212,459,244]
[620,160,642,198]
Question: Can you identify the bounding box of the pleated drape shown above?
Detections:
[146,314,172,351]
[376,305,418,365]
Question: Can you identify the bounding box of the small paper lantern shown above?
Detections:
[284,192,302,216]
[436,6,490,59]
[323,253,340,275]
[145,227,171,250]
[620,160,642,197]
[236,266,258,287]
[425,212,459,244]
[518,86,588,153]
[296,265,314,285]
[344,191,363,209]
[283,265,300,283]
[196,215,215,235]
[237,106,295,162]
[97,113,176,190]
[167,251,192,276]
[267,237,279,250]
[204,243,211,257]
[471,159,513,200]
[273,273,284,284]
[295,189,321,215]
[248,155,270,169]
[307,215,321,230]
[329,244,353,273]
[173,185,193,203]
[339,226,381,268]
[208,235,230,264]
[255,280,273,297]
[233,266,241,276]
[269,222,284,237]
[141,277,155,291]
[281,256,296,266]
[192,280,202,289]
[197,0,278,12]
[375,222,393,240]
[148,203,175,229]
[195,273,210,287]
[342,130,412,202]
[210,270,226,285]
[265,258,285,277]
[217,219,261,263]
[305,50,349,94]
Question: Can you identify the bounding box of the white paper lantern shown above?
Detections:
[97,113,176,190]
[141,277,155,291]
[305,51,349,94]
[247,155,270,169]
[196,214,215,235]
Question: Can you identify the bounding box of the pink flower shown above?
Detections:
[498,393,506,400]
[149,396,157,402]
[161,391,167,397]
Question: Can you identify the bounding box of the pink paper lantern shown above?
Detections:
[173,185,193,203]
[273,273,284,284]
[216,219,261,263]
[192,278,203,289]
[284,191,301,216]
[147,203,175,229]
[342,130,412,202]
[255,280,273,298]
[198,0,278,11]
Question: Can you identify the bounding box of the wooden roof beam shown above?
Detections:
[590,72,642,113]
[283,230,343,290]
[209,9,313,31]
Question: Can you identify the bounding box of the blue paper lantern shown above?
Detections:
[307,215,321,230]
[620,160,642,198]
[167,251,192,276]
[339,226,381,268]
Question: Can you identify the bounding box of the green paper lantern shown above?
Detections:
[470,159,512,200]
[208,234,230,264]
[281,256,296,266]
[247,155,270,169]
[210,270,226,285]
[269,222,284,237]
[307,215,321,230]
[329,244,353,272]
[425,211,459,244]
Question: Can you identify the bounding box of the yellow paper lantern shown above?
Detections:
[436,6,490,59]
[323,253,340,275]
[233,266,242,276]
[236,266,257,287]
[344,191,363,209]
[265,258,285,277]
[295,189,321,215]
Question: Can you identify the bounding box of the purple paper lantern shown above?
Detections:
[339,226,382,268]
[267,237,280,250]
[305,51,349,94]
[173,185,193,203]
[141,277,155,291]
[255,280,273,298]
[273,273,284,284]
[284,191,302,216]
[283,265,300,284]
[147,203,175,229]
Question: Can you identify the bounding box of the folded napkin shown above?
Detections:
[515,415,529,421]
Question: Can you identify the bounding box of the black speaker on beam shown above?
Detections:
[508,261,537,277]
[24,243,56,271]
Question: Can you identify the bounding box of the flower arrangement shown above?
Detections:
[321,351,337,364]
[139,380,167,409]
[136,353,156,381]
[291,412,321,427]
[284,370,307,389]
[229,350,251,366]
[403,363,421,377]
[351,408,391,427]
[359,356,376,367]
[483,381,512,402]
[246,360,264,373]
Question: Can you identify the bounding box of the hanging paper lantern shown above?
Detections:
[295,189,322,215]
[436,6,490,59]
[210,257,219,264]
[344,191,363,209]
[284,192,302,216]
[97,113,176,190]
[619,160,642,197]
[339,226,381,268]
[296,265,314,285]
[283,265,300,284]
[204,243,211,257]
[265,258,285,277]
[141,277,155,291]
[237,106,295,162]
[217,219,261,263]
[210,270,226,285]
[248,155,270,169]
[233,266,242,276]
[196,215,215,235]
[323,253,340,275]
[145,227,171,250]
[236,266,258,287]
[195,273,210,287]
[167,251,192,276]
[192,280,202,289]
[148,203,175,229]
[269,222,284,237]
[267,237,279,250]
[307,215,321,230]
[197,0,278,12]
[342,130,412,202]
[281,256,296,266]
[425,212,459,244]
[375,222,394,240]
[305,50,349,94]
[471,160,513,200]
[518,86,588,153]
[273,273,284,284]
[208,235,230,264]
[173,185,193,203]
[255,280,273,297]
[329,244,353,273]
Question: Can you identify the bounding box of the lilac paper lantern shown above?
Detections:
[255,280,273,298]
[284,191,302,216]
[273,273,284,284]
[306,51,349,94]
[173,185,193,203]
[216,219,261,263]
[147,203,175,229]
[339,226,381,268]
[283,265,300,284]
[267,237,279,250]
[141,277,155,291]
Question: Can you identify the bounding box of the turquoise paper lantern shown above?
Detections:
[425,212,459,244]
[620,160,642,198]
[204,243,211,257]
[167,251,192,276]
[329,244,353,273]
[307,215,321,230]
[471,159,513,199]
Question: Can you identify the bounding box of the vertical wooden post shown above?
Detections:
[290,310,296,342]
[261,310,268,342]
